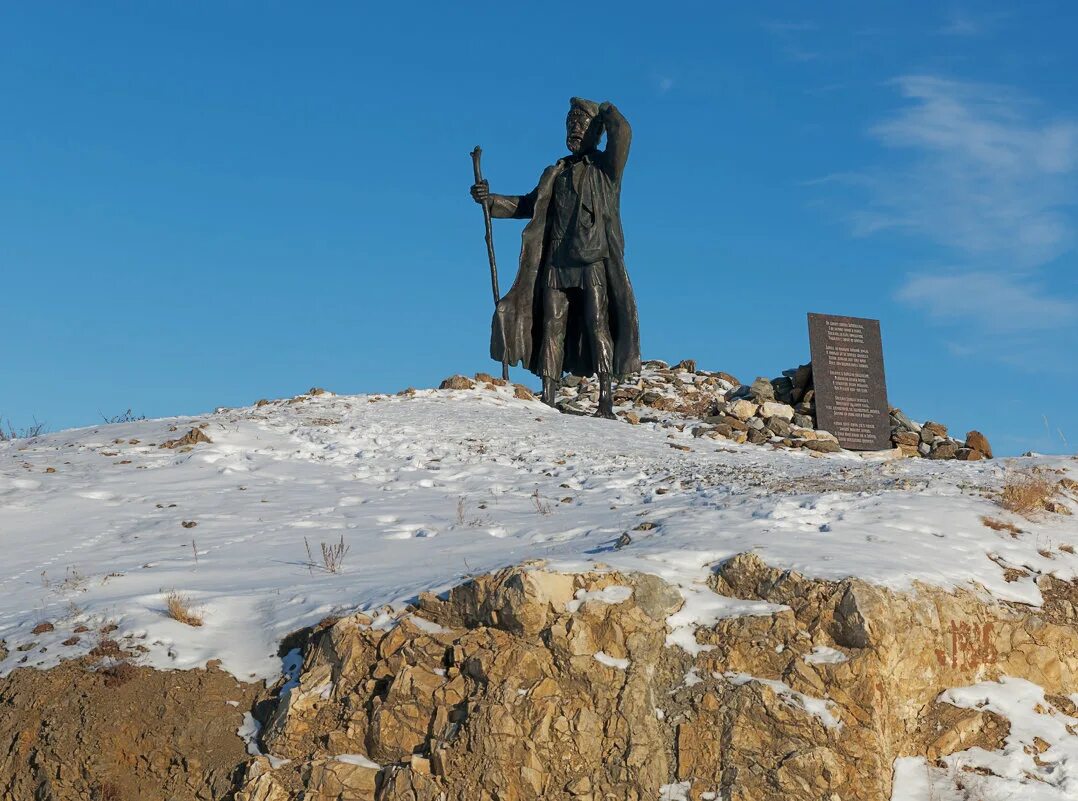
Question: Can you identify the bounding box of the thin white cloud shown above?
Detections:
[762,18,820,62]
[896,271,1076,332]
[826,75,1078,361]
[937,9,1009,37]
[865,75,1078,268]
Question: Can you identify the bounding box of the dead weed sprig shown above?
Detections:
[304,535,350,574]
[165,591,204,627]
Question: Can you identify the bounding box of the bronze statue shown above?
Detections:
[471,97,641,418]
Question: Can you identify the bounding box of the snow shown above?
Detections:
[593,651,630,670]
[335,753,382,770]
[891,677,1078,800]
[237,712,263,756]
[566,584,633,613]
[722,671,842,729]
[0,383,1076,684]
[804,645,849,665]
[658,781,692,800]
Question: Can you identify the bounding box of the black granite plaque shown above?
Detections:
[807,313,890,451]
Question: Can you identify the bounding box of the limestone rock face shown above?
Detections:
[237,559,1078,801]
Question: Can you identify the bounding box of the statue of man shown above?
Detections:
[471,97,640,418]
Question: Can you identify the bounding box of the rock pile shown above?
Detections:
[233,558,1078,801]
[542,359,992,459]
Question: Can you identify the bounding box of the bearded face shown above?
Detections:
[565,109,601,154]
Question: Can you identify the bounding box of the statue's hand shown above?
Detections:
[470,180,490,205]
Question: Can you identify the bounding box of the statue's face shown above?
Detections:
[566,110,600,154]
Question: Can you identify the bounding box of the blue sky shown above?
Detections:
[2,3,1076,455]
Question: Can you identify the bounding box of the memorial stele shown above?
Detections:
[807,312,891,451]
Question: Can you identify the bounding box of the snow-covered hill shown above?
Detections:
[2,381,1075,682]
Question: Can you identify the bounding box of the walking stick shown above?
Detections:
[470,146,509,381]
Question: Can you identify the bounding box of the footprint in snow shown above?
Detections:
[384,525,438,540]
[75,490,118,501]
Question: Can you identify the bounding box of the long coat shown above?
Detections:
[489,105,641,379]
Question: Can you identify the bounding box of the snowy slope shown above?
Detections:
[1,383,1076,683]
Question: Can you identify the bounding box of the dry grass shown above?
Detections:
[165,592,204,627]
[0,417,47,441]
[998,471,1057,517]
[981,516,1023,537]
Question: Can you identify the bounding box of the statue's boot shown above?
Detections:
[594,373,616,420]
[542,377,558,409]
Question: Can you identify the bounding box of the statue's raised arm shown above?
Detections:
[597,101,631,184]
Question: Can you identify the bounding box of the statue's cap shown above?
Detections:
[568,97,600,118]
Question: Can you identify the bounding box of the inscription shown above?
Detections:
[933,621,998,670]
[808,313,891,450]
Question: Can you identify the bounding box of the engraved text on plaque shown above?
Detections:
[807,313,890,451]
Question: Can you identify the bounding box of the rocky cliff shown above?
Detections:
[235,558,1078,801]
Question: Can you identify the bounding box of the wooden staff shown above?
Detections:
[470,146,508,381]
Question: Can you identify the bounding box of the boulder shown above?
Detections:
[439,375,476,390]
[760,401,794,422]
[964,430,993,459]
[729,400,758,421]
[748,377,776,403]
[921,421,949,442]
[803,440,842,453]
[891,431,920,448]
[928,441,958,460]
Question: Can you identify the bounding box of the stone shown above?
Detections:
[922,421,948,440]
[767,417,792,437]
[729,400,758,421]
[789,362,813,391]
[771,376,794,404]
[440,375,476,390]
[760,401,795,422]
[711,423,735,439]
[748,376,776,403]
[747,428,769,445]
[306,757,379,799]
[955,448,984,461]
[889,408,920,433]
[159,428,213,449]
[1044,500,1073,515]
[792,413,814,429]
[802,440,842,453]
[891,431,919,448]
[928,441,957,460]
[965,430,993,459]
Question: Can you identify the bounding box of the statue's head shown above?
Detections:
[566,97,602,155]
